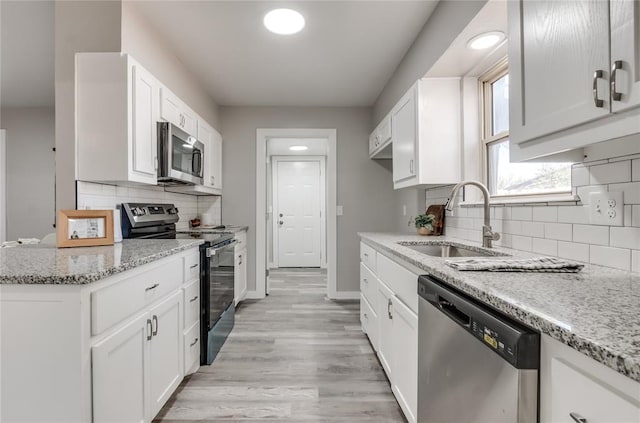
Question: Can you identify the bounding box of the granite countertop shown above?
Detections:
[0,239,204,285]
[359,232,640,382]
[178,225,248,235]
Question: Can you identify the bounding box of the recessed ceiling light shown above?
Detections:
[467,31,505,50]
[289,145,308,151]
[264,8,305,35]
[182,143,194,149]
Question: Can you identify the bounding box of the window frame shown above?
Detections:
[479,59,573,200]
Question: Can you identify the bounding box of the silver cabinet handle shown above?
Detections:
[190,338,198,347]
[151,315,158,336]
[363,253,368,258]
[189,295,198,303]
[593,70,605,108]
[364,313,368,319]
[190,263,198,269]
[145,283,159,292]
[363,278,368,285]
[238,254,243,265]
[146,319,152,341]
[278,221,284,225]
[569,412,587,423]
[410,159,414,174]
[387,298,393,319]
[611,60,623,101]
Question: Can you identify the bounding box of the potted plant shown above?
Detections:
[409,213,436,235]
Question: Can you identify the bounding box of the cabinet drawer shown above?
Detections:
[91,257,183,336]
[360,262,378,306]
[235,231,247,250]
[549,358,640,423]
[184,322,200,376]
[376,253,418,313]
[360,242,377,272]
[184,252,200,282]
[360,294,378,352]
[183,279,200,328]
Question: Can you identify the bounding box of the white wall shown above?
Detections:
[220,106,396,293]
[1,107,55,240]
[54,0,122,212]
[121,2,220,128]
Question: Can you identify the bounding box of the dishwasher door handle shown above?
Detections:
[438,295,471,327]
[570,413,587,423]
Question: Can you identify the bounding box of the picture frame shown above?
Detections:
[57,210,114,248]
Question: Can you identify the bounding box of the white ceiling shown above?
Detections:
[132,1,438,107]
[268,138,328,156]
[1,0,54,108]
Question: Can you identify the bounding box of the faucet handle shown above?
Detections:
[483,226,500,241]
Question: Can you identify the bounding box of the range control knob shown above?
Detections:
[168,207,178,215]
[133,207,147,216]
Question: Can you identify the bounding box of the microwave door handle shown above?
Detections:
[192,150,202,175]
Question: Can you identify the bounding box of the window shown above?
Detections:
[481,62,572,198]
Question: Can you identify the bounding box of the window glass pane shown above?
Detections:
[487,140,572,196]
[491,74,509,136]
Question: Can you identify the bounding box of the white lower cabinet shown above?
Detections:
[360,242,418,423]
[235,231,248,304]
[184,322,200,376]
[540,335,640,423]
[93,313,149,423]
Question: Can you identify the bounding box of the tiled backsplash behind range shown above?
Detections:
[77,181,221,231]
[426,153,640,272]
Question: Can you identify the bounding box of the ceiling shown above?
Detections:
[132,1,438,107]
[268,138,328,156]
[1,0,55,108]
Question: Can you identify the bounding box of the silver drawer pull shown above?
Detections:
[592,70,604,108]
[189,295,199,303]
[387,298,393,319]
[570,412,587,423]
[189,263,198,269]
[152,315,158,336]
[145,283,159,292]
[363,278,368,284]
[611,60,623,101]
[363,253,368,257]
[364,313,368,319]
[146,319,152,341]
[190,338,199,347]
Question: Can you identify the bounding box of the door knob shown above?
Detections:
[279,221,284,225]
[279,213,283,218]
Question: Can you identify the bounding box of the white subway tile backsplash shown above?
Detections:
[512,207,533,221]
[610,227,640,250]
[589,161,631,185]
[544,223,573,241]
[512,235,533,252]
[532,206,557,222]
[572,166,590,187]
[521,221,545,238]
[503,220,522,236]
[633,205,640,227]
[532,238,557,256]
[632,159,640,181]
[557,241,589,262]
[624,205,632,226]
[557,206,589,224]
[609,182,640,204]
[576,185,608,203]
[633,250,640,273]
[589,245,631,271]
[573,224,609,246]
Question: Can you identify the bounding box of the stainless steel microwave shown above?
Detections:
[157,122,204,185]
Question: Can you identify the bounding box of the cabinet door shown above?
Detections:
[234,247,247,304]
[199,121,215,189]
[610,0,640,113]
[509,0,610,145]
[391,297,418,423]
[92,313,149,423]
[210,129,223,190]
[160,87,182,129]
[391,87,417,183]
[376,280,394,377]
[181,106,198,137]
[148,291,183,418]
[131,65,159,184]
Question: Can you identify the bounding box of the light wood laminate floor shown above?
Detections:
[155,268,406,422]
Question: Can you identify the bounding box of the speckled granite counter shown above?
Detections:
[0,239,203,285]
[359,232,640,382]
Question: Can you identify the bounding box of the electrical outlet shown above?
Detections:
[589,191,623,226]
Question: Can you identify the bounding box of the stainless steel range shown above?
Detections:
[121,203,235,365]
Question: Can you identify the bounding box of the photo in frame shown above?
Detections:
[57,210,114,248]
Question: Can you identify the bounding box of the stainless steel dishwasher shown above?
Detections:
[418,275,540,423]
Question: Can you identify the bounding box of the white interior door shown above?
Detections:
[276,159,322,268]
[0,130,5,242]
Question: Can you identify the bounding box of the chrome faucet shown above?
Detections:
[444,181,500,248]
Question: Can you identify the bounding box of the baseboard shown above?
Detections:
[329,291,360,300]
[244,290,265,300]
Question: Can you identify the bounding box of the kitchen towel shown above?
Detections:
[445,256,584,273]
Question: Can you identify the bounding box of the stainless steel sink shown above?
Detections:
[399,243,508,258]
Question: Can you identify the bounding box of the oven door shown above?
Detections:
[205,240,237,329]
[158,122,204,185]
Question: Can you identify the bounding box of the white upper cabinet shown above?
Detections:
[76,53,160,186]
[391,78,462,189]
[161,87,198,137]
[369,113,392,158]
[509,0,640,161]
[199,120,223,193]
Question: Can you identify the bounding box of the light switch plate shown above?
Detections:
[588,191,623,226]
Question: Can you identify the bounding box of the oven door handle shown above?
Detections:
[206,239,238,257]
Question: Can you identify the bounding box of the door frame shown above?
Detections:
[0,130,6,242]
[271,155,327,269]
[255,129,337,299]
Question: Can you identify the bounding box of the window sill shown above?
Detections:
[459,193,579,207]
